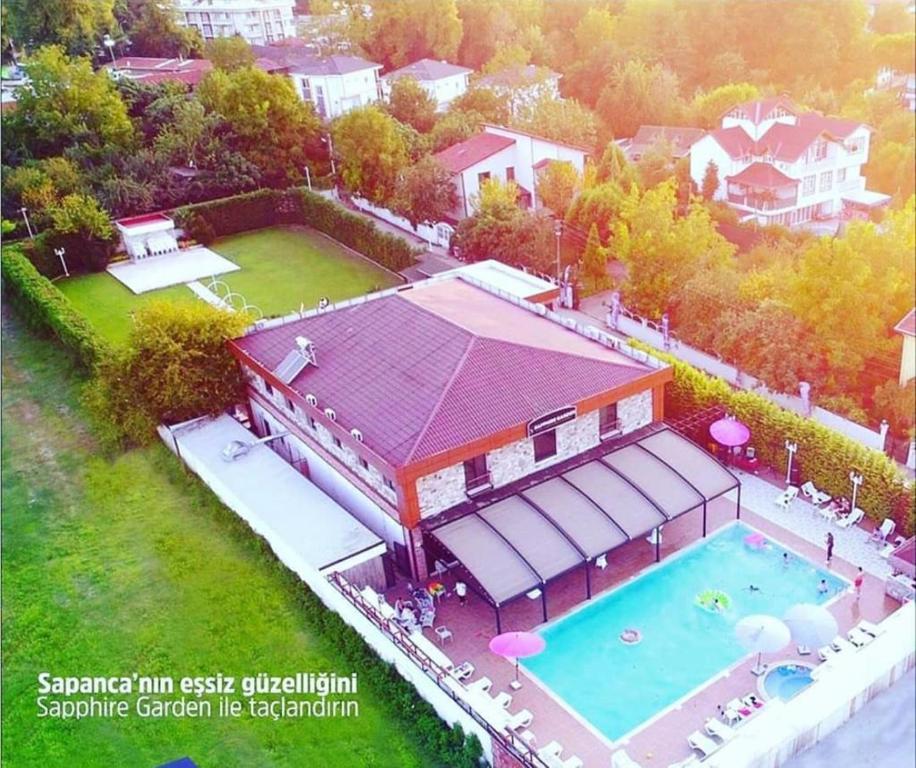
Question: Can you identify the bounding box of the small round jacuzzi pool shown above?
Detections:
[761,662,815,701]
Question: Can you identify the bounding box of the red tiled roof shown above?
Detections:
[725,96,798,124]
[707,126,756,158]
[232,280,655,467]
[105,57,213,87]
[116,213,172,228]
[726,162,798,188]
[709,114,864,162]
[895,308,916,337]
[433,133,516,174]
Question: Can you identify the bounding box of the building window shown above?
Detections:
[477,171,491,186]
[506,166,515,181]
[463,454,490,493]
[307,416,316,430]
[332,436,342,449]
[359,457,369,471]
[819,171,833,192]
[837,167,847,183]
[812,140,827,161]
[264,380,274,396]
[284,396,294,411]
[533,430,557,462]
[599,403,619,437]
[803,175,816,196]
[384,477,395,491]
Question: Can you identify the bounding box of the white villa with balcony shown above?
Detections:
[690,97,890,228]
[174,0,295,45]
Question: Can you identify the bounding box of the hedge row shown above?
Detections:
[634,341,915,536]
[176,187,419,274]
[1,247,110,369]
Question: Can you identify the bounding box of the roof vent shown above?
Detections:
[324,407,337,421]
[305,393,318,407]
[350,428,364,442]
[273,336,317,384]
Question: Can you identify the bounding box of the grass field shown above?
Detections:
[0,312,428,768]
[58,226,400,345]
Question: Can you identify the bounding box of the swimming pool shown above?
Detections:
[762,663,815,700]
[522,523,846,742]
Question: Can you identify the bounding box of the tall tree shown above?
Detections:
[197,66,320,187]
[596,60,684,139]
[394,156,457,227]
[361,0,462,69]
[613,180,735,318]
[331,105,409,203]
[386,77,438,133]
[6,0,115,56]
[513,95,597,149]
[120,0,203,58]
[205,36,255,71]
[450,86,510,124]
[535,160,579,217]
[580,222,608,292]
[701,160,720,200]
[8,46,134,158]
[691,83,760,129]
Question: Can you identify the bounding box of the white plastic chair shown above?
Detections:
[774,486,799,510]
[869,518,896,545]
[836,507,865,529]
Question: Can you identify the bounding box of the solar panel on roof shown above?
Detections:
[273,350,309,384]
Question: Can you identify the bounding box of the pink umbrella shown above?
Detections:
[710,417,750,447]
[489,631,546,687]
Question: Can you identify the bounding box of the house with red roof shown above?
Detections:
[894,308,915,386]
[689,97,890,228]
[228,272,670,579]
[102,57,215,87]
[432,125,590,219]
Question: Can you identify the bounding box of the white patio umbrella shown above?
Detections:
[735,614,790,676]
[783,603,838,653]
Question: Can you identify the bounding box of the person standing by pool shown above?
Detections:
[825,532,835,565]
[455,580,467,606]
[854,567,865,601]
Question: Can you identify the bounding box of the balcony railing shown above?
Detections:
[727,191,798,211]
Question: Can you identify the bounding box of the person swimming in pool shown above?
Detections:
[817,579,829,594]
[747,584,761,592]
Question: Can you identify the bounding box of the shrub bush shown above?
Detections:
[633,340,915,535]
[1,246,110,369]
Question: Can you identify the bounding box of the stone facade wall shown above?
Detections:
[247,369,398,506]
[417,463,469,520]
[618,390,653,434]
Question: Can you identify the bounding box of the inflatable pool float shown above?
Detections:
[696,589,731,612]
[620,628,642,645]
[744,532,768,550]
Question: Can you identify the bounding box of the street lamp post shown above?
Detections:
[103,34,117,65]
[304,165,312,191]
[20,207,34,239]
[784,440,798,485]
[554,219,562,283]
[322,134,336,176]
[54,247,70,278]
[849,471,863,513]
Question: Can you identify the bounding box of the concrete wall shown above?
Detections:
[900,335,915,386]
[351,195,453,247]
[416,392,654,520]
[292,68,379,119]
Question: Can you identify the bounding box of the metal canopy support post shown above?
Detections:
[541,590,548,623]
[495,605,501,634]
[702,501,708,537]
[655,529,661,562]
[736,484,742,519]
[585,561,592,599]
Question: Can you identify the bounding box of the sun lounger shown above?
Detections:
[725,697,753,718]
[705,717,736,741]
[492,691,513,709]
[774,485,799,510]
[831,636,857,653]
[507,708,534,730]
[537,740,563,760]
[466,676,492,694]
[857,619,883,637]
[558,756,583,768]
[801,481,831,506]
[451,661,475,681]
[869,518,896,545]
[848,627,874,647]
[611,749,644,768]
[836,507,865,529]
[818,644,839,662]
[687,730,719,758]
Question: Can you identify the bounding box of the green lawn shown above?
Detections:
[58,226,400,345]
[0,312,427,768]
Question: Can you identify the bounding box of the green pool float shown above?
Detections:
[696,589,731,612]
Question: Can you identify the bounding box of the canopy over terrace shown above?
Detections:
[425,428,740,631]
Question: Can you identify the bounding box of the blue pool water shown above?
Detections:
[523,523,846,741]
[763,664,814,700]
